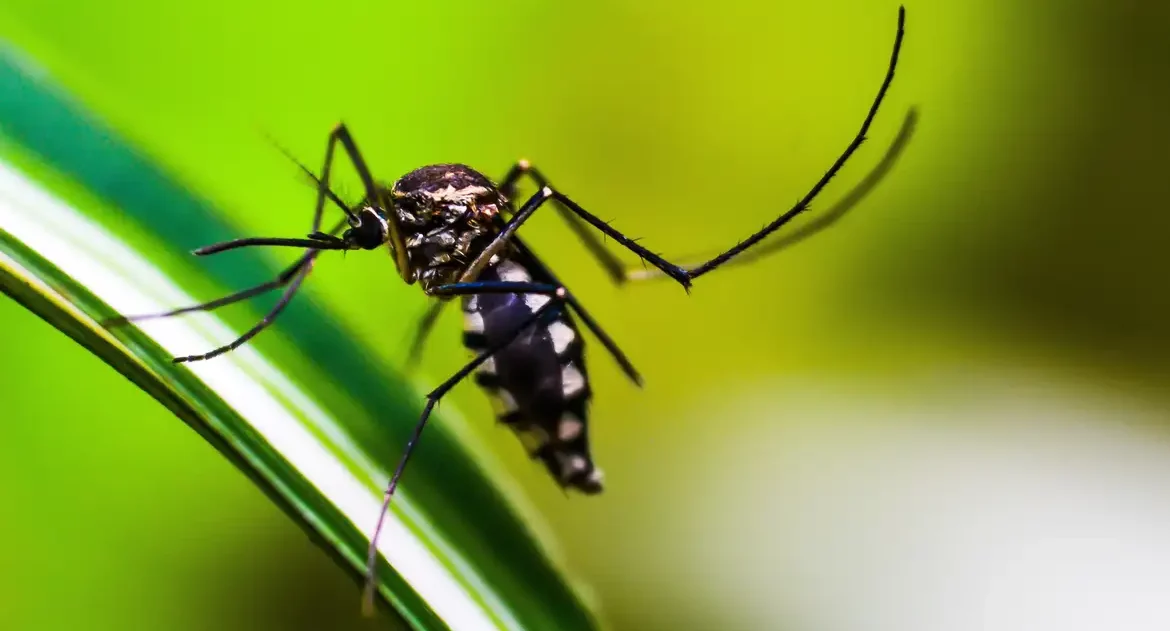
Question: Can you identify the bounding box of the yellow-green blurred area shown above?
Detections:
[2,0,1169,629]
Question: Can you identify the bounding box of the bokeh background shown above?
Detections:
[2,0,1170,629]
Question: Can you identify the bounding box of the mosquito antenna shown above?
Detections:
[261,130,361,224]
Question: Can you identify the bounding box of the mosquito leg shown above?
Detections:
[404,281,559,374]
[430,279,639,384]
[322,123,412,277]
[506,235,641,384]
[403,195,644,383]
[490,7,906,290]
[104,216,349,327]
[106,127,360,331]
[106,137,356,330]
[122,122,394,360]
[625,106,919,282]
[683,6,905,280]
[498,161,629,285]
[559,291,640,385]
[428,280,561,296]
[363,293,564,615]
[402,226,642,380]
[104,252,314,326]
[198,125,403,261]
[456,187,691,290]
[171,255,317,363]
[403,301,446,369]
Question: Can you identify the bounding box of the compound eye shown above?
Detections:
[351,208,389,249]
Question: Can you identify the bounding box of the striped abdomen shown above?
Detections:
[461,256,603,493]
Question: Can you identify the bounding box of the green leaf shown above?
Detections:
[0,43,602,631]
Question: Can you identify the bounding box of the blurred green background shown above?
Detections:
[3,1,1170,630]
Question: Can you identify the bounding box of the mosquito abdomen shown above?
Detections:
[461,255,603,493]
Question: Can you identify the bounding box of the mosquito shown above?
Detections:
[107,6,907,614]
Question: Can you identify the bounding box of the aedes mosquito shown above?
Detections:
[107,7,906,613]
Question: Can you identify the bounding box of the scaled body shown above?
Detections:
[385,164,505,291]
[464,252,603,493]
[381,163,603,491]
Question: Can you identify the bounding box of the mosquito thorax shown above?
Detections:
[388,164,507,290]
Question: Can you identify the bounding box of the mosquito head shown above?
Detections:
[342,206,390,250]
